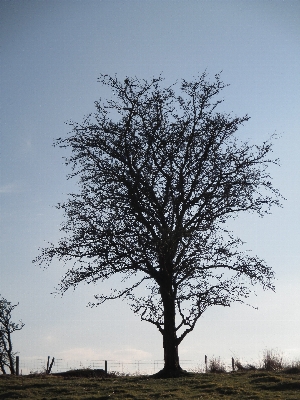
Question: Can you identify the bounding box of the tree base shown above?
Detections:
[151,367,192,379]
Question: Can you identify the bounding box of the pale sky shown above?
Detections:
[1,0,300,373]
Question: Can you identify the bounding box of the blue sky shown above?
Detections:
[1,0,299,372]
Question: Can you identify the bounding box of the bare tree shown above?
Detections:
[34,73,282,376]
[0,296,24,374]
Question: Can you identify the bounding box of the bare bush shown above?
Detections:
[208,357,227,373]
[262,349,284,371]
[235,359,257,371]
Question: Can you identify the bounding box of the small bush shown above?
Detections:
[235,360,256,371]
[53,368,109,378]
[262,349,284,371]
[283,360,300,374]
[284,366,300,374]
[208,357,227,373]
[291,360,300,368]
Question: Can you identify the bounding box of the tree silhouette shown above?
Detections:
[35,73,282,376]
[0,296,24,374]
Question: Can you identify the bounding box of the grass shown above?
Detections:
[1,369,300,399]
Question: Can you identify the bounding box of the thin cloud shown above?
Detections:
[0,181,25,194]
[0,183,18,194]
[58,347,152,362]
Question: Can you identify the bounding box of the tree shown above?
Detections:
[0,295,24,374]
[34,73,282,376]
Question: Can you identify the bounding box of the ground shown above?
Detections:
[1,369,300,399]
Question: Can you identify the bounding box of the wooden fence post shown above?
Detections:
[232,357,235,372]
[16,356,19,376]
[105,360,107,375]
[205,355,207,373]
[48,357,55,374]
[46,356,55,374]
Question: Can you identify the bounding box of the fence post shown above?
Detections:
[232,357,235,372]
[46,356,50,373]
[205,355,207,373]
[16,356,19,376]
[105,360,107,375]
[48,357,55,374]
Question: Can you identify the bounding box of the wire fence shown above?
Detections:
[8,351,300,376]
[17,357,207,376]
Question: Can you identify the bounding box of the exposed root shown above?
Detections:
[151,368,192,379]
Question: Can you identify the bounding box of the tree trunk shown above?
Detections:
[156,281,184,377]
[0,358,7,374]
[163,298,180,372]
[6,332,15,375]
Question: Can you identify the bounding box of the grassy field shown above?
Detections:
[1,369,300,399]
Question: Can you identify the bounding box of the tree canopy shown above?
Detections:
[35,73,282,376]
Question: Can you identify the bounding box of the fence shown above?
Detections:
[6,351,298,376]
[13,357,210,376]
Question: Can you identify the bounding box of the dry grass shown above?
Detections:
[208,357,227,373]
[1,368,300,399]
[1,350,300,399]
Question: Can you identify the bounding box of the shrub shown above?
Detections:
[283,360,300,374]
[208,357,227,373]
[235,360,257,371]
[262,349,284,371]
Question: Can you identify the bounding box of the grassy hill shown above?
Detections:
[1,369,300,399]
